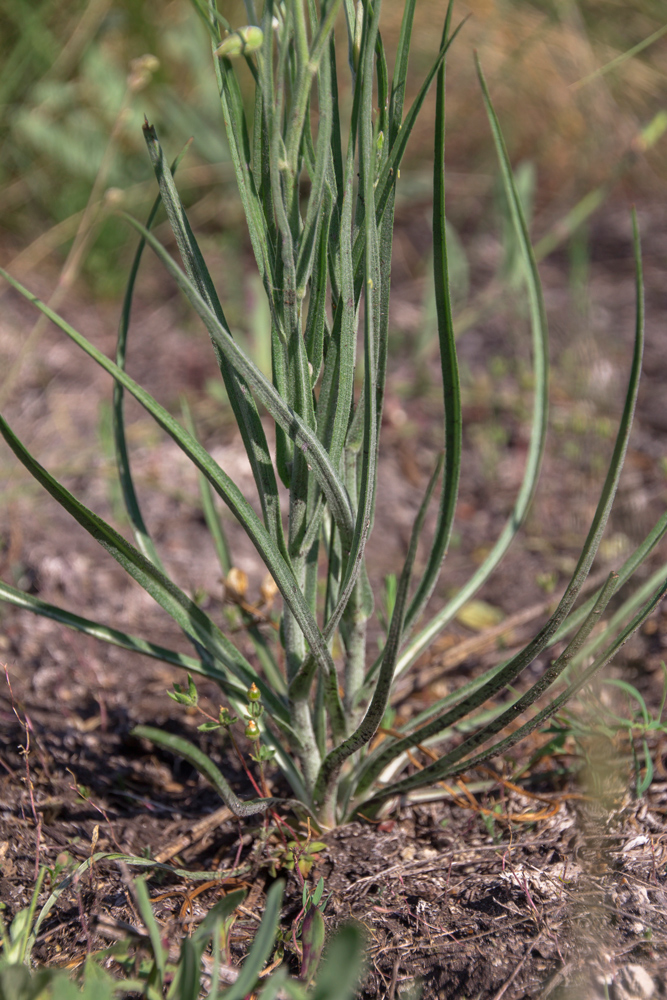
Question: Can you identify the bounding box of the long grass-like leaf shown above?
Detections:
[327,0,382,630]
[209,9,276,292]
[0,411,293,723]
[416,576,667,789]
[394,53,551,676]
[115,221,357,549]
[549,509,667,650]
[133,877,167,987]
[309,923,365,1000]
[220,880,284,1000]
[312,454,445,816]
[391,571,619,786]
[0,579,249,694]
[131,726,275,817]
[403,4,461,636]
[565,560,667,675]
[114,140,192,568]
[353,207,645,799]
[387,0,416,147]
[371,17,467,233]
[0,266,339,690]
[143,123,286,560]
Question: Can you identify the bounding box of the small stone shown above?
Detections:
[613,965,655,1000]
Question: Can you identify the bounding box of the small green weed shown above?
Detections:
[0,867,363,1000]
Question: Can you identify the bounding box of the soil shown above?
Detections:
[1,198,667,999]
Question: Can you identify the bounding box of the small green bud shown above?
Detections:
[167,673,198,707]
[245,718,260,739]
[219,707,238,727]
[247,682,261,702]
[215,26,263,58]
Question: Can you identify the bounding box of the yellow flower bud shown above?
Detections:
[225,566,248,600]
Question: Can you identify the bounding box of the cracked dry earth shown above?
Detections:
[2,200,667,997]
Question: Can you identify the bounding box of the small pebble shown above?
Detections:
[613,965,655,1000]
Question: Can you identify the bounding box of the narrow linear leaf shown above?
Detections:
[220,880,284,1000]
[313,454,445,812]
[133,877,167,985]
[394,53,552,676]
[143,123,286,558]
[131,726,274,817]
[0,266,338,690]
[0,579,247,695]
[403,3,461,635]
[0,409,289,723]
[355,218,643,796]
[114,224,356,550]
[114,140,192,568]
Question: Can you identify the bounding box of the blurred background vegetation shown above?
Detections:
[1,0,665,298]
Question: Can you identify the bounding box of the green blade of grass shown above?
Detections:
[359,577,667,811]
[296,0,384,750]
[220,880,284,1000]
[0,412,292,724]
[113,140,193,570]
[115,219,357,551]
[550,509,667,649]
[304,190,333,385]
[387,0,416,147]
[394,571,619,786]
[0,266,340,692]
[133,877,167,988]
[283,0,343,185]
[312,454,445,816]
[131,727,276,817]
[604,679,650,727]
[393,52,552,677]
[309,924,365,1000]
[143,123,287,561]
[353,208,645,799]
[402,3,461,636]
[329,0,382,625]
[371,16,467,230]
[572,22,667,91]
[316,143,357,477]
[566,560,667,677]
[209,10,277,292]
[435,576,667,786]
[0,579,249,697]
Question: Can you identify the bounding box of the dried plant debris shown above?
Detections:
[2,675,667,999]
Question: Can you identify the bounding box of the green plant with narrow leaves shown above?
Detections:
[1,871,363,999]
[1,0,666,830]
